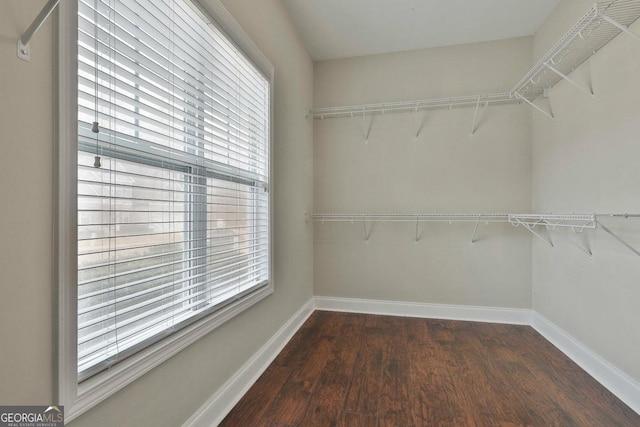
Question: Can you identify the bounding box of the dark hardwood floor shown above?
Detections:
[220,311,640,426]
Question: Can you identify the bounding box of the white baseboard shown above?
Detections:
[183,298,315,427]
[531,312,640,415]
[314,296,532,325]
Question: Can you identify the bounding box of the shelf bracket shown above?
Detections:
[414,219,420,243]
[598,221,640,257]
[362,220,370,243]
[548,224,593,258]
[470,97,482,137]
[413,108,426,141]
[598,12,640,43]
[362,111,372,144]
[514,91,554,120]
[17,0,62,61]
[512,217,554,248]
[544,63,594,100]
[470,215,482,245]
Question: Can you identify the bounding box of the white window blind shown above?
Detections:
[77,0,270,381]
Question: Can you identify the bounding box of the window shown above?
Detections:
[58,0,273,420]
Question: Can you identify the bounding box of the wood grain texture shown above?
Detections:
[220,311,640,427]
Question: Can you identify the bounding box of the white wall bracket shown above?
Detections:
[414,108,426,141]
[598,221,640,257]
[17,0,62,61]
[470,97,481,137]
[550,226,593,258]
[599,11,640,43]
[544,63,595,100]
[515,91,555,120]
[470,98,488,137]
[511,217,555,248]
[362,112,372,144]
[470,214,485,245]
[362,220,370,243]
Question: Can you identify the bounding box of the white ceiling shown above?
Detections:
[281,0,560,61]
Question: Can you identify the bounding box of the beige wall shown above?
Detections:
[532,0,640,382]
[313,38,534,308]
[0,0,313,425]
[0,1,55,405]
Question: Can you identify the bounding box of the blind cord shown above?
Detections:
[92,0,101,168]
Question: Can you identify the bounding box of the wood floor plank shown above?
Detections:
[408,340,459,426]
[342,317,386,415]
[457,328,538,426]
[485,322,637,426]
[221,312,640,427]
[263,338,332,425]
[496,359,581,427]
[439,342,502,426]
[336,412,377,427]
[218,365,292,426]
[406,316,431,342]
[299,314,364,426]
[272,310,340,369]
[378,316,414,427]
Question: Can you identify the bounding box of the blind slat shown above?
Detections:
[77,0,270,380]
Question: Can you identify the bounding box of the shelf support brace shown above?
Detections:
[362,220,370,244]
[17,0,62,61]
[470,215,482,245]
[414,219,420,243]
[598,12,640,43]
[513,217,554,248]
[470,97,481,137]
[598,221,640,257]
[413,108,425,141]
[544,63,594,100]
[515,92,554,120]
[362,111,372,144]
[549,225,593,258]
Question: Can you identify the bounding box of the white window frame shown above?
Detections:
[56,0,274,421]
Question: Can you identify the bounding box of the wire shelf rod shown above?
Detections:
[309,213,605,227]
[306,91,542,120]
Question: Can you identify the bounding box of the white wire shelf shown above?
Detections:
[512,0,640,99]
[309,213,597,227]
[309,213,640,257]
[306,91,542,120]
[307,1,640,123]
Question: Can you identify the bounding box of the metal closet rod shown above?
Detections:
[17,0,62,61]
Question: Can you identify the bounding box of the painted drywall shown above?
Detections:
[313,38,534,308]
[0,0,313,425]
[0,1,55,405]
[532,0,640,382]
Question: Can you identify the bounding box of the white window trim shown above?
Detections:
[56,0,274,422]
